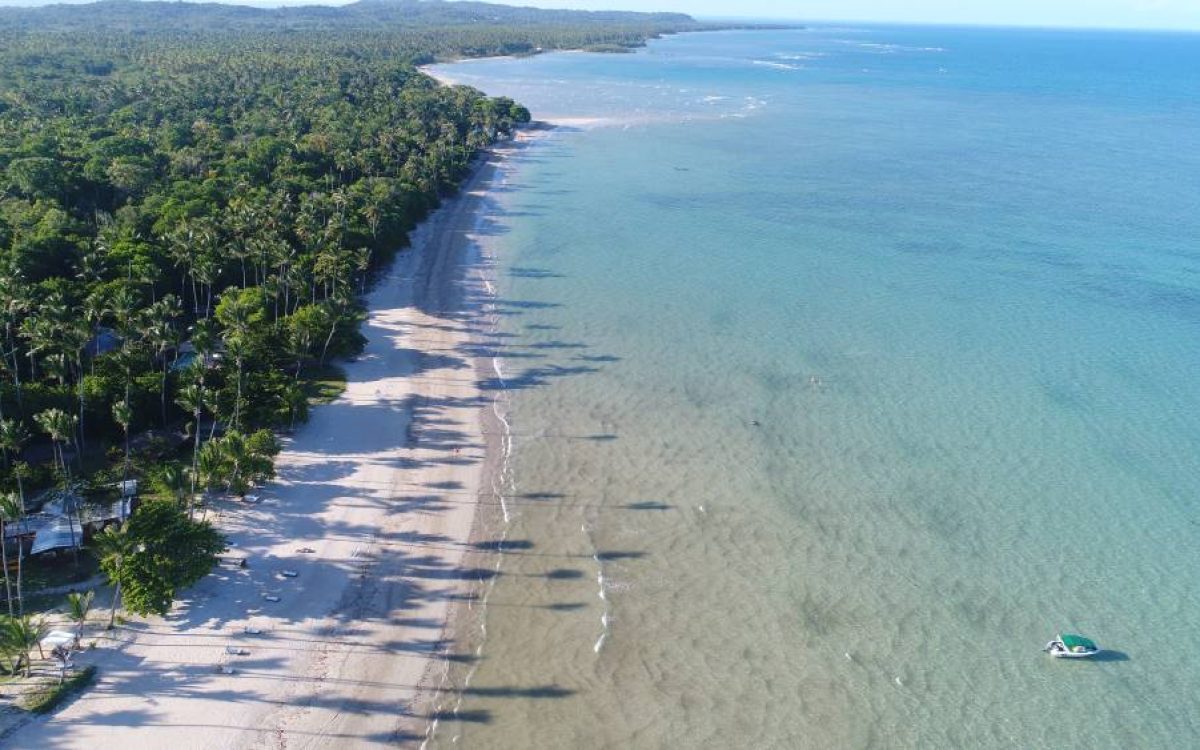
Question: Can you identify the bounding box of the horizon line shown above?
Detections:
[1,0,1199,34]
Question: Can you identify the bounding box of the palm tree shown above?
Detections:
[0,418,28,470]
[216,288,257,430]
[0,494,17,617]
[1,614,47,677]
[176,381,206,498]
[143,295,180,426]
[283,381,308,432]
[161,464,189,512]
[0,265,29,407]
[0,493,26,617]
[65,590,94,648]
[93,523,135,630]
[112,400,133,483]
[34,408,77,478]
[197,439,225,495]
[61,318,90,454]
[220,431,250,496]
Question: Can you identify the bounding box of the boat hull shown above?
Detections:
[1044,641,1098,659]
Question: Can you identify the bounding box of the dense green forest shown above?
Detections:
[0,1,704,528]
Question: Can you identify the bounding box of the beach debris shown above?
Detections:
[279,569,299,578]
[262,594,281,603]
[242,494,262,504]
[220,555,249,568]
[245,627,263,635]
[218,665,236,675]
[225,646,249,656]
[296,547,316,554]
[750,420,760,426]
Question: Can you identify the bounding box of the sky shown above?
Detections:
[510,0,1200,30]
[1,0,1199,31]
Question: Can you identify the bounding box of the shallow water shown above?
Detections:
[429,26,1200,748]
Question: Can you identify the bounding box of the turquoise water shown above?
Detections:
[429,27,1200,748]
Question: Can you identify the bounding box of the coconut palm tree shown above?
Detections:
[161,464,189,512]
[61,318,91,453]
[112,399,133,483]
[143,295,180,426]
[0,493,26,617]
[65,590,94,648]
[0,494,17,617]
[215,288,258,430]
[93,523,135,630]
[197,439,225,495]
[283,381,308,432]
[0,418,28,470]
[176,381,206,497]
[34,408,77,477]
[1,614,47,677]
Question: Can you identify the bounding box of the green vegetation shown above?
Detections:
[21,665,97,714]
[95,502,224,618]
[0,0,704,617]
[0,614,48,677]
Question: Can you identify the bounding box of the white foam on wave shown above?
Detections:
[582,523,613,654]
[752,60,800,71]
[833,40,946,54]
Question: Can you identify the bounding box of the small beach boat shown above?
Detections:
[1043,633,1099,658]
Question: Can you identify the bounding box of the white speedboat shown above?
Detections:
[1044,633,1099,658]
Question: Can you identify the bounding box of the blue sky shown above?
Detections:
[513,0,1200,30]
[0,0,1198,31]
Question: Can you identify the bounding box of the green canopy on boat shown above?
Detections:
[1061,634,1096,650]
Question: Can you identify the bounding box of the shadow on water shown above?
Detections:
[595,551,646,562]
[509,267,566,279]
[1092,650,1130,663]
[473,539,535,553]
[428,709,493,724]
[543,568,585,580]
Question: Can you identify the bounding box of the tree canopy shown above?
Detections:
[97,502,225,617]
[0,0,699,499]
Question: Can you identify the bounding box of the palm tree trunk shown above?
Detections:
[108,576,121,629]
[320,317,337,366]
[1,524,12,617]
[77,356,86,452]
[122,426,130,483]
[234,357,243,430]
[15,531,23,617]
[161,363,168,427]
[66,494,80,571]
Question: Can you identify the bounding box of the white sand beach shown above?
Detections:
[2,140,528,748]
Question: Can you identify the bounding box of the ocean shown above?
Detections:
[427,25,1200,748]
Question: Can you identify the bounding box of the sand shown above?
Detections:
[2,139,529,749]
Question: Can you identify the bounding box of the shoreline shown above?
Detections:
[422,64,611,131]
[3,131,542,748]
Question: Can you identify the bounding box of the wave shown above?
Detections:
[752,60,800,71]
[833,40,946,53]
